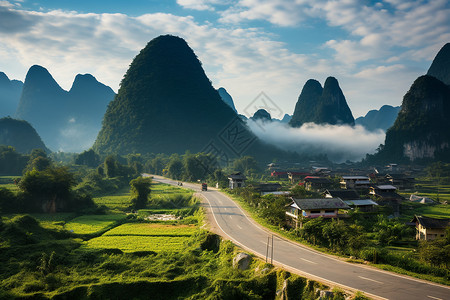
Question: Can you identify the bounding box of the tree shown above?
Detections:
[167,156,183,180]
[18,166,78,212]
[0,146,27,175]
[104,155,117,178]
[24,148,52,173]
[75,149,100,167]
[183,152,218,181]
[232,156,259,175]
[130,176,152,209]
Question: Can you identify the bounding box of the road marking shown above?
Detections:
[237,225,242,230]
[224,207,228,211]
[358,276,383,284]
[229,215,233,219]
[427,296,443,300]
[301,258,317,264]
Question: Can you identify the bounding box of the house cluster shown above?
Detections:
[227,164,449,239]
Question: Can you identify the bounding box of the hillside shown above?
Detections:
[0,117,49,153]
[381,75,450,162]
[289,77,354,127]
[92,35,286,161]
[427,43,450,85]
[0,72,23,118]
[217,87,237,113]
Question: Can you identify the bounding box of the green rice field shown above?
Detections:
[65,214,126,234]
[85,223,198,252]
[93,186,132,210]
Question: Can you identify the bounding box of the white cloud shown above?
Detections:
[219,0,310,27]
[0,0,447,122]
[176,0,222,11]
[246,119,385,162]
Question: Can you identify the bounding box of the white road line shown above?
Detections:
[224,207,228,211]
[358,276,383,284]
[301,258,317,264]
[229,215,233,219]
[427,296,443,300]
[237,225,242,230]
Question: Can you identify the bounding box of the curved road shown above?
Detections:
[152,176,450,300]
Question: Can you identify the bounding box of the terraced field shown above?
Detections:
[65,214,126,234]
[85,223,198,252]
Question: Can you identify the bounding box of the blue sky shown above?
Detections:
[0,0,449,118]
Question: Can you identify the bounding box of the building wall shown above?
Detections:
[302,209,337,218]
[416,225,446,240]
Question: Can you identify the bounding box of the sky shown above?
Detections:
[0,0,449,118]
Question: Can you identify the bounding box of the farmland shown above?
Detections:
[85,223,198,252]
[1,177,320,300]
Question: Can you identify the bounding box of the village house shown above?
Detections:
[340,176,371,190]
[370,185,404,217]
[288,172,312,184]
[385,174,415,190]
[369,184,398,195]
[323,189,377,212]
[303,176,332,191]
[228,172,246,189]
[286,198,350,228]
[411,215,450,240]
[271,171,288,179]
[255,183,283,195]
[343,199,379,212]
[322,189,360,200]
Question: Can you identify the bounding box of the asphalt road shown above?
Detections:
[151,176,450,300]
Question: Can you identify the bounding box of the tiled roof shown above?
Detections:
[412,215,450,229]
[291,198,350,210]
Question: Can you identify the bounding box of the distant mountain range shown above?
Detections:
[0,72,23,118]
[12,65,115,152]
[355,105,401,132]
[0,117,49,153]
[289,77,354,127]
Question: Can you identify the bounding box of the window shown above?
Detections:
[310,210,321,214]
[325,210,335,213]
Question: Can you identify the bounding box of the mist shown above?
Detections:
[246,120,386,163]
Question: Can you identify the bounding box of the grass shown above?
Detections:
[93,186,132,210]
[65,214,126,234]
[405,180,450,202]
[0,176,20,192]
[400,202,450,221]
[85,223,198,253]
[103,223,198,236]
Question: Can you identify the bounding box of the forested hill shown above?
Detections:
[0,117,49,153]
[382,75,450,161]
[92,35,288,161]
[289,77,354,127]
[427,43,450,85]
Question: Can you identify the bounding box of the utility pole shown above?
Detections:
[271,235,274,264]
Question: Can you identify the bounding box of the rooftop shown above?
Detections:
[324,189,360,200]
[290,198,350,210]
[412,215,450,229]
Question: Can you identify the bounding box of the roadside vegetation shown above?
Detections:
[1,147,370,299]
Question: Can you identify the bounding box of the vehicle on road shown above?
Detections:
[201,183,207,191]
